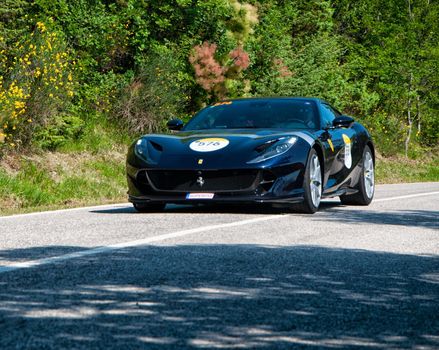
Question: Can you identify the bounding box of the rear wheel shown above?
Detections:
[340,145,374,205]
[133,202,166,213]
[291,148,322,214]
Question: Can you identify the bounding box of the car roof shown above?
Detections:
[221,97,325,104]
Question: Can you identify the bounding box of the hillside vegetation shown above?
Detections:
[0,0,438,213]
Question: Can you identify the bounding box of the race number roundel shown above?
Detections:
[189,138,229,152]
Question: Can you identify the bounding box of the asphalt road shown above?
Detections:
[0,182,438,350]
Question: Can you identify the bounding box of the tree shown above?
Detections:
[333,0,439,155]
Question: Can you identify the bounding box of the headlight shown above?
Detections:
[134,137,161,164]
[135,138,148,157]
[247,137,298,164]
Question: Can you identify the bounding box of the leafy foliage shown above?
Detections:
[34,115,84,150]
[113,51,189,133]
[0,20,75,152]
[0,0,437,158]
[333,0,439,154]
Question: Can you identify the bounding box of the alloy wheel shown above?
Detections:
[309,154,322,208]
[364,151,374,199]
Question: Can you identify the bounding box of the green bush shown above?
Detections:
[113,49,190,134]
[0,0,437,160]
[34,115,84,150]
[0,20,75,154]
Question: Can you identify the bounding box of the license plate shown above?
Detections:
[186,193,215,200]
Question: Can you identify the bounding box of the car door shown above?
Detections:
[319,103,356,192]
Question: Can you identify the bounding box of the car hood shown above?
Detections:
[134,129,315,169]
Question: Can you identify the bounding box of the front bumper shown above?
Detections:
[128,192,305,205]
[127,162,306,206]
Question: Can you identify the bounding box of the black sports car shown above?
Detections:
[126,97,375,213]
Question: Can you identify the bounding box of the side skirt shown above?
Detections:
[322,188,358,198]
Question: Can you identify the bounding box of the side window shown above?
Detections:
[320,103,337,128]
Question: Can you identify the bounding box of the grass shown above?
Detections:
[0,114,134,216]
[375,154,439,183]
[0,150,128,216]
[57,115,132,154]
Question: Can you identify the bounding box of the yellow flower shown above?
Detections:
[14,101,25,110]
[49,93,54,98]
[36,22,46,32]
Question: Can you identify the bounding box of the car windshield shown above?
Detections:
[184,99,319,131]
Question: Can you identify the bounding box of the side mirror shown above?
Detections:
[167,119,184,131]
[333,115,354,128]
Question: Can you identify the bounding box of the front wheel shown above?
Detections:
[340,145,374,205]
[133,202,166,213]
[291,148,322,214]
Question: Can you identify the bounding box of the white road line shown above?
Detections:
[0,215,286,274]
[0,202,129,220]
[374,191,439,203]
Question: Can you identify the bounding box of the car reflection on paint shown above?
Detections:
[126,97,375,213]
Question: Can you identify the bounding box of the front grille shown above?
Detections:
[144,169,260,192]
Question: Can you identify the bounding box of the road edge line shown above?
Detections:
[0,202,129,219]
[374,191,439,203]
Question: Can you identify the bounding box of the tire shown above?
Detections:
[291,148,322,214]
[340,145,374,205]
[133,202,166,213]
